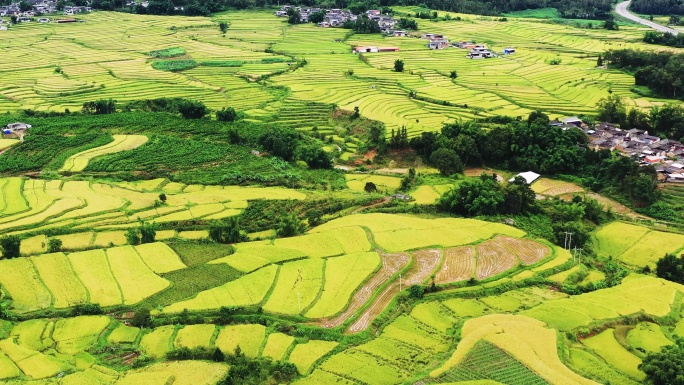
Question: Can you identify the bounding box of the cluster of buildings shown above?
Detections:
[274,6,399,32]
[554,118,684,184]
[2,122,31,141]
[0,0,90,17]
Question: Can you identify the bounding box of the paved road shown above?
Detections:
[615,1,680,35]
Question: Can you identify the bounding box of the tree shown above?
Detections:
[394,59,404,72]
[364,181,377,193]
[276,213,305,238]
[216,107,237,122]
[139,221,157,244]
[597,94,627,126]
[308,11,325,24]
[131,307,152,328]
[0,236,20,259]
[259,127,300,161]
[438,174,504,216]
[287,9,301,24]
[297,145,332,169]
[19,0,32,12]
[177,99,209,119]
[502,176,536,214]
[218,21,228,33]
[603,18,618,30]
[158,193,167,203]
[430,148,463,176]
[397,17,418,30]
[596,54,603,67]
[212,347,225,362]
[527,110,549,127]
[209,217,242,244]
[655,253,684,284]
[408,284,424,299]
[450,70,458,79]
[125,228,141,245]
[47,238,62,253]
[306,209,323,227]
[82,99,116,115]
[10,15,17,24]
[639,337,684,385]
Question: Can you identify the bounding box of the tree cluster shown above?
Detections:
[258,126,333,169]
[643,31,684,48]
[655,253,684,284]
[640,337,684,385]
[438,174,536,216]
[631,0,684,15]
[82,99,116,115]
[410,112,659,207]
[397,17,418,30]
[343,15,380,33]
[605,48,684,100]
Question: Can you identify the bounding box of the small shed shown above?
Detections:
[503,48,516,54]
[509,171,540,185]
[353,46,379,53]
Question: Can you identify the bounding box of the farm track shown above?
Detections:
[317,252,410,329]
[346,249,442,333]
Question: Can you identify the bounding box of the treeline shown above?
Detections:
[605,49,684,101]
[83,0,612,19]
[630,0,684,15]
[643,31,684,48]
[408,112,659,207]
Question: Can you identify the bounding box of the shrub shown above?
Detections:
[216,107,237,122]
[0,236,20,259]
[47,238,63,253]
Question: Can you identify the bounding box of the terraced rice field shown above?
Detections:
[594,221,684,267]
[0,242,184,312]
[0,177,304,238]
[60,134,148,172]
[0,10,677,136]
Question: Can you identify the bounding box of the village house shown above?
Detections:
[467,45,495,58]
[352,46,399,53]
[422,33,449,49]
[509,171,541,184]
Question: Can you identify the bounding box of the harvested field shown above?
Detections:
[435,246,475,284]
[319,252,410,328]
[498,236,550,265]
[476,241,519,280]
[347,249,441,333]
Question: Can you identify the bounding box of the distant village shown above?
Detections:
[556,117,684,183]
[274,6,516,56]
[0,0,91,17]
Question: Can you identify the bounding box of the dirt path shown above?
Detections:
[317,252,410,329]
[351,197,391,214]
[346,249,442,333]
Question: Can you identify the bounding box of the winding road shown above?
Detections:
[615,1,680,35]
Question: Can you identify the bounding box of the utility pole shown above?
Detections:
[563,231,574,249]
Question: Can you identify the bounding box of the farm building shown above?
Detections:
[509,171,540,185]
[561,116,583,127]
[467,46,495,59]
[4,122,31,132]
[503,47,516,54]
[392,30,407,37]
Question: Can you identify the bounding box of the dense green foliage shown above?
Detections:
[151,60,198,72]
[275,213,306,237]
[410,113,659,207]
[343,15,381,33]
[639,338,684,385]
[209,217,244,244]
[438,174,535,216]
[631,0,684,15]
[0,236,20,259]
[643,31,684,48]
[605,49,684,102]
[655,253,684,284]
[0,133,111,173]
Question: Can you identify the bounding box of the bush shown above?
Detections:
[47,238,62,253]
[0,236,20,259]
[131,308,152,328]
[209,217,243,244]
[177,99,209,119]
[125,228,141,245]
[216,107,237,122]
[276,213,305,238]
